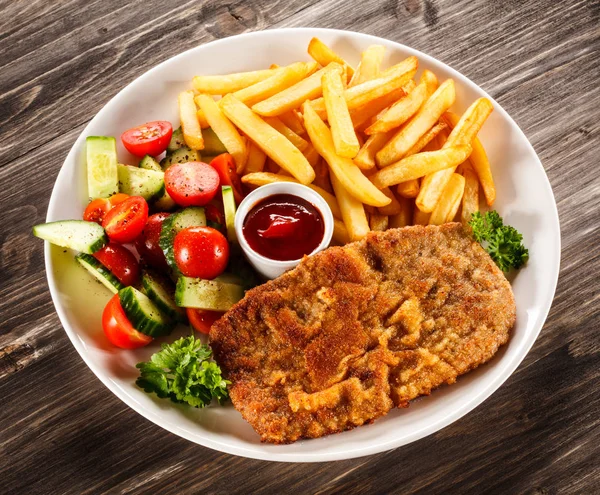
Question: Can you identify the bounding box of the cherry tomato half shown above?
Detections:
[134,212,170,270]
[83,193,130,224]
[209,154,244,204]
[173,226,229,279]
[164,162,220,207]
[205,204,225,234]
[121,121,173,157]
[102,196,149,244]
[102,294,153,349]
[93,243,140,286]
[187,308,224,335]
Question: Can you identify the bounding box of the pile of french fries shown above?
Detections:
[181,37,496,245]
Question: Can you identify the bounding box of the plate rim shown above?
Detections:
[44,27,561,462]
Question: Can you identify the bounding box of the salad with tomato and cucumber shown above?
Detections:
[34,120,256,408]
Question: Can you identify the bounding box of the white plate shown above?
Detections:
[44,28,560,462]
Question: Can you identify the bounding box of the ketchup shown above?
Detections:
[242,194,324,261]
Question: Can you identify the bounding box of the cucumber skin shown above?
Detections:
[167,127,185,153]
[158,207,207,274]
[75,253,124,294]
[139,155,162,172]
[118,286,174,337]
[142,271,187,323]
[158,214,180,274]
[32,220,108,254]
[160,146,201,170]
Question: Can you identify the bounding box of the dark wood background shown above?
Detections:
[1,0,598,493]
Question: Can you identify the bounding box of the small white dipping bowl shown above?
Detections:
[234,182,334,279]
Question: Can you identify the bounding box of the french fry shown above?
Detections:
[302,142,320,167]
[349,45,386,87]
[396,179,420,198]
[279,109,306,135]
[404,121,447,157]
[244,141,267,173]
[376,79,456,167]
[333,218,351,245]
[322,69,360,158]
[179,91,203,150]
[350,87,408,130]
[310,56,418,119]
[313,158,332,193]
[307,37,355,80]
[331,172,370,241]
[195,94,247,172]
[371,145,472,189]
[192,68,281,95]
[241,172,342,219]
[461,164,479,223]
[429,173,465,225]
[413,207,431,225]
[303,102,391,207]
[353,129,395,170]
[195,108,210,129]
[230,62,318,107]
[377,187,403,215]
[264,117,309,152]
[369,213,389,231]
[416,98,493,212]
[252,63,342,117]
[444,112,496,205]
[269,64,280,69]
[389,196,413,228]
[365,70,438,135]
[220,95,314,184]
[469,135,495,206]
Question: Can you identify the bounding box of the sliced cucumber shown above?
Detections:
[76,253,124,294]
[222,185,237,243]
[117,164,165,202]
[118,286,175,337]
[160,146,200,170]
[175,276,244,311]
[33,220,107,254]
[139,155,162,172]
[167,127,185,153]
[142,271,187,323]
[158,207,207,273]
[87,136,119,199]
[202,128,227,156]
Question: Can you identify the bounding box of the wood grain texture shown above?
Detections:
[1,0,598,493]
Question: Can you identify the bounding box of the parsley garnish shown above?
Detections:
[136,335,229,407]
[469,210,529,272]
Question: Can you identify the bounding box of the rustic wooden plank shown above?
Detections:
[0,0,598,493]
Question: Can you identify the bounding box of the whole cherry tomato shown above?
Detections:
[173,226,229,279]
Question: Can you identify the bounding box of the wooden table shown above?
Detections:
[1,0,598,493]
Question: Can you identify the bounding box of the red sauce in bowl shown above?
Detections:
[242,194,325,261]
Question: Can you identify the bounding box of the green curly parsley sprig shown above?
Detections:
[136,335,229,407]
[469,210,529,272]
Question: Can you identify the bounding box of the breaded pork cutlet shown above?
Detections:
[210,223,516,443]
